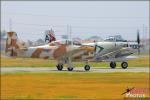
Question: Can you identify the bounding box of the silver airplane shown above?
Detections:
[81,33,141,70]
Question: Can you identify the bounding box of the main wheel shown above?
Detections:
[67,67,73,71]
[121,62,128,69]
[110,62,116,69]
[56,64,63,71]
[84,65,90,71]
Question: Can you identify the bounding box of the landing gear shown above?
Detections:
[121,62,128,69]
[84,65,90,71]
[67,67,74,71]
[56,64,63,71]
[67,57,74,71]
[110,61,116,69]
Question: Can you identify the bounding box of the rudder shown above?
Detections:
[5,31,26,57]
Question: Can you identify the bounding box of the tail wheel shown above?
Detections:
[110,62,116,69]
[121,62,128,69]
[84,65,90,71]
[56,64,63,71]
[67,67,73,71]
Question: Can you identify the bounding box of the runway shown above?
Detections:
[1,67,149,73]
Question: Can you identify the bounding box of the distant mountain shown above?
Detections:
[36,39,45,44]
[81,35,103,43]
[72,37,82,41]
[26,38,45,46]
[26,40,33,46]
[88,36,103,41]
[32,39,45,46]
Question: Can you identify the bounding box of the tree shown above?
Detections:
[0,30,6,38]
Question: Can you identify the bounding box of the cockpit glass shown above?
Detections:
[105,35,127,42]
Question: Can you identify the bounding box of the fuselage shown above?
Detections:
[82,41,128,52]
[17,44,56,59]
[16,42,84,60]
[82,41,137,59]
[14,40,138,61]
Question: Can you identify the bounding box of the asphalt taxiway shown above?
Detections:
[1,67,149,73]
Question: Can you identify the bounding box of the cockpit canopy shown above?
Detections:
[105,35,127,42]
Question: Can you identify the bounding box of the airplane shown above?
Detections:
[5,29,141,71]
[5,30,95,71]
[81,33,141,70]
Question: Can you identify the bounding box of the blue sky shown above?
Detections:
[1,1,149,41]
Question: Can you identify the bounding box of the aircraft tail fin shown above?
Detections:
[45,29,56,44]
[5,31,26,57]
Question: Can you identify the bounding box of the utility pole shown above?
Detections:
[144,27,148,39]
[66,25,73,45]
[70,25,73,46]
[66,25,69,44]
[9,18,12,32]
[142,24,145,40]
[70,25,72,40]
[66,25,69,39]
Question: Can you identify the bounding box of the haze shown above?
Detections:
[1,1,149,41]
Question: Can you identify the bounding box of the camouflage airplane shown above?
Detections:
[5,30,95,71]
[5,30,140,71]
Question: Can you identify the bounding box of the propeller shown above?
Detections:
[137,30,140,55]
[10,38,14,57]
[94,40,97,56]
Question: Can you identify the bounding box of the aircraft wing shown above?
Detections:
[86,47,135,62]
[96,47,135,61]
[57,45,95,61]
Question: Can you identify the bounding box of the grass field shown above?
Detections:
[1,72,149,99]
[1,55,149,68]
